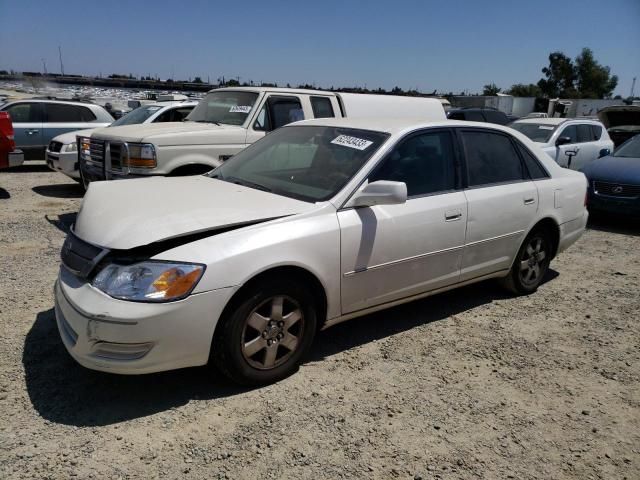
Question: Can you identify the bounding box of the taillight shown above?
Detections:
[0,112,16,151]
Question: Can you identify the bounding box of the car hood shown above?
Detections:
[597,106,640,130]
[90,121,247,146]
[582,155,640,185]
[74,176,316,250]
[52,128,100,145]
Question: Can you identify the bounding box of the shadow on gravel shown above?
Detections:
[587,214,640,237]
[24,272,558,427]
[45,212,77,234]
[0,188,9,199]
[23,309,250,427]
[32,183,84,199]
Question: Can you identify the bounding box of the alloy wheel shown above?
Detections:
[519,236,547,287]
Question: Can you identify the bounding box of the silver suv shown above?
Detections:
[0,99,113,160]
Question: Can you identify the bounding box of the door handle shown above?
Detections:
[26,129,39,135]
[445,209,462,221]
[524,197,536,205]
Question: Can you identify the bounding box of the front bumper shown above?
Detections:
[54,268,237,374]
[587,191,640,217]
[81,159,155,182]
[47,150,80,179]
[8,149,24,167]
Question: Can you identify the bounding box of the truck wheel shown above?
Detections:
[501,229,551,295]
[211,278,317,386]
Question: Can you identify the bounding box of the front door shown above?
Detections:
[338,129,467,314]
[2,102,44,159]
[458,129,539,281]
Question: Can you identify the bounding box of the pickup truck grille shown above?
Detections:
[60,230,108,279]
[593,181,640,198]
[110,143,123,171]
[90,139,105,164]
[49,141,63,153]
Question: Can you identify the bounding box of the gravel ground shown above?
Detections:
[1,163,639,480]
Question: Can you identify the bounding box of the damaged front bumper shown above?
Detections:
[54,267,236,374]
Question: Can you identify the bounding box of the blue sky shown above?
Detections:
[1,0,638,95]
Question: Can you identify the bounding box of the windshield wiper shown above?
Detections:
[224,176,272,193]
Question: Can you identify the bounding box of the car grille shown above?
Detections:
[110,142,123,171]
[60,230,108,279]
[49,141,63,153]
[89,139,105,164]
[593,181,640,198]
[88,139,124,171]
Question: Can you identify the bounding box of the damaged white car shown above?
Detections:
[55,117,588,385]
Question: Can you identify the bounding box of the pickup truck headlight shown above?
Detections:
[127,143,157,168]
[92,261,205,302]
[78,137,91,160]
[63,142,77,153]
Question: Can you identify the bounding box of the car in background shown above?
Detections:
[0,112,23,169]
[582,134,640,217]
[46,100,197,182]
[597,105,640,148]
[510,118,613,170]
[56,117,588,385]
[522,112,549,119]
[447,107,511,125]
[0,99,113,160]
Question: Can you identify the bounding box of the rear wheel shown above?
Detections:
[211,278,317,386]
[501,229,551,295]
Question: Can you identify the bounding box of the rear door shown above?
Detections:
[1,102,44,159]
[459,128,539,281]
[43,103,97,144]
[339,128,467,313]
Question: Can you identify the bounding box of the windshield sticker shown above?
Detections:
[331,135,373,151]
[539,126,554,130]
[146,106,162,112]
[229,105,252,113]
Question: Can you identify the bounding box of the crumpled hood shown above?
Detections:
[74,176,315,250]
[90,121,247,146]
[582,154,640,185]
[597,106,640,130]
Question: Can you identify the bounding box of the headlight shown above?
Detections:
[127,142,157,168]
[63,142,77,153]
[92,261,205,302]
[78,137,91,160]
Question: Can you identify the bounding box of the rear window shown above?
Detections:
[45,104,96,122]
[591,124,602,140]
[310,96,335,118]
[483,110,508,125]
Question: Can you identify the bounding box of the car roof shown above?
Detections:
[4,98,103,108]
[288,117,518,135]
[514,117,603,126]
[145,101,198,108]
[210,86,335,96]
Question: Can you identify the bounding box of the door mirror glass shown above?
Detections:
[598,148,611,158]
[556,136,572,147]
[348,180,407,208]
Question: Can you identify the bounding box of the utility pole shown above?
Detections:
[631,77,637,98]
[41,58,47,75]
[58,46,64,76]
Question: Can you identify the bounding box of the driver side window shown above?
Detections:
[253,96,303,132]
[559,125,578,144]
[369,130,456,198]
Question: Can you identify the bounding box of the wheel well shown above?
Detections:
[217,266,328,334]
[530,218,560,258]
[168,164,215,176]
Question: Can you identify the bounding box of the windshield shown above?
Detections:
[614,134,640,158]
[111,105,163,126]
[510,123,557,143]
[186,91,259,126]
[209,125,390,202]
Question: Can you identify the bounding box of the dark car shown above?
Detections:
[447,107,511,125]
[582,134,640,217]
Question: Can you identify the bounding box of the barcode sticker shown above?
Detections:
[331,135,373,150]
[229,105,252,113]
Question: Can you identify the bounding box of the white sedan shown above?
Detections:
[55,118,588,385]
[510,117,614,170]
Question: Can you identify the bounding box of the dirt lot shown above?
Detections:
[0,163,638,480]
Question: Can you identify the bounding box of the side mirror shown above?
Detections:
[598,148,610,158]
[555,136,572,147]
[347,180,407,208]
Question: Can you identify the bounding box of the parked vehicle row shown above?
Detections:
[54,115,589,385]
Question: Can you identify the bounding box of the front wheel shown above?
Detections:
[501,229,551,295]
[210,278,317,386]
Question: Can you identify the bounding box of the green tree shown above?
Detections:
[482,83,501,95]
[506,83,541,97]
[537,52,577,98]
[574,48,618,99]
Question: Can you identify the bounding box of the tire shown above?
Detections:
[501,229,552,295]
[210,277,318,386]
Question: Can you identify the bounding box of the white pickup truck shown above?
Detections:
[78,87,445,183]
